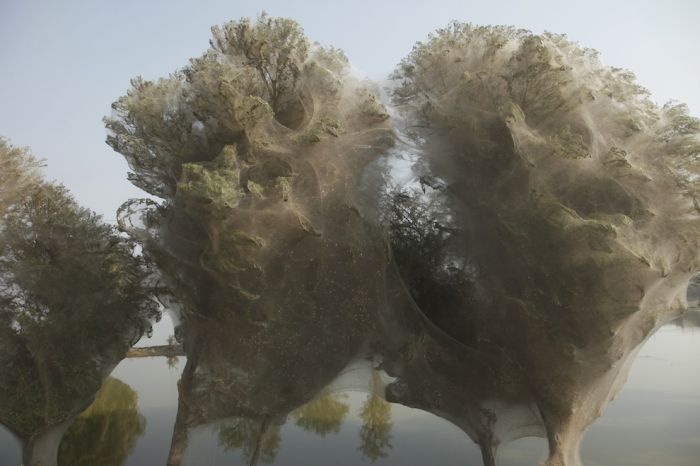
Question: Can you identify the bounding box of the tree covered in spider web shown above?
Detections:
[0,139,159,462]
[106,16,394,463]
[391,21,700,466]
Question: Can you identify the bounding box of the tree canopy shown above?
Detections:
[106,13,392,328]
[0,138,42,214]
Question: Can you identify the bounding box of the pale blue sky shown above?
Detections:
[1,0,699,220]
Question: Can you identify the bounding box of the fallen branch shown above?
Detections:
[126,345,185,358]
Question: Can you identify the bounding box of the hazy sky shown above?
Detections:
[1,0,699,220]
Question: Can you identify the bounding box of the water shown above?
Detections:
[580,317,700,466]
[1,310,698,466]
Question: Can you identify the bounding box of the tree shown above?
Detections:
[106,16,393,465]
[391,22,700,466]
[0,139,159,465]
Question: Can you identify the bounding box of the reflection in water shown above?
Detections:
[218,418,281,466]
[166,355,180,371]
[672,307,700,330]
[291,393,350,437]
[58,377,145,466]
[358,394,393,461]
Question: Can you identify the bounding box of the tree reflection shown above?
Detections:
[166,335,180,369]
[358,394,393,461]
[291,392,350,437]
[57,377,145,466]
[218,418,281,466]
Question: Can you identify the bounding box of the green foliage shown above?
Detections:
[603,146,632,169]
[354,88,389,122]
[210,12,309,115]
[549,125,590,159]
[308,45,349,76]
[358,394,392,462]
[295,116,343,145]
[0,141,159,438]
[291,392,349,436]
[657,102,700,204]
[177,146,242,212]
[302,48,347,104]
[106,13,390,326]
[381,187,477,343]
[0,138,42,214]
[391,22,653,132]
[57,377,145,466]
[505,34,578,122]
[0,181,158,343]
